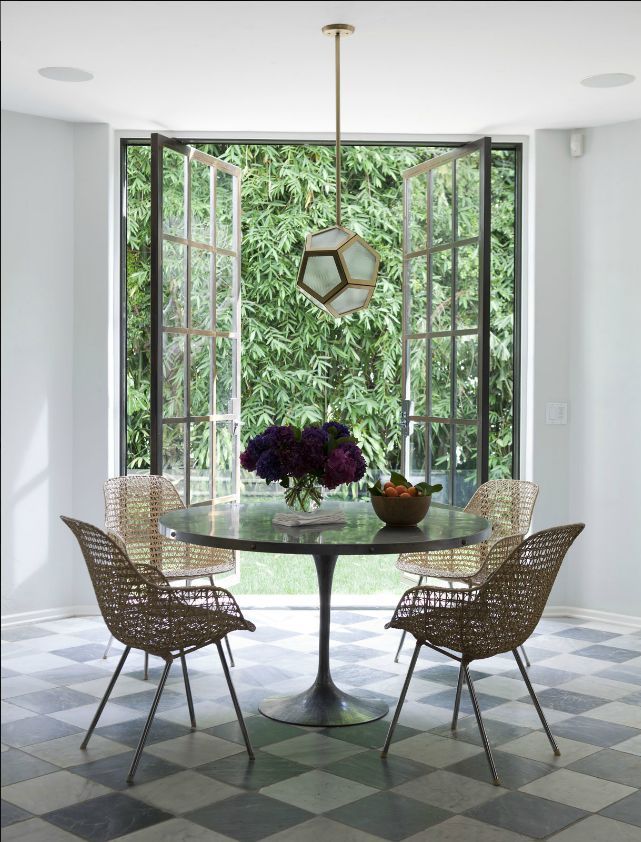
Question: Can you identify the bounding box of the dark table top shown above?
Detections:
[159,499,491,556]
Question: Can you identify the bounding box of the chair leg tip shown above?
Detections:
[554,749,561,756]
[492,778,501,787]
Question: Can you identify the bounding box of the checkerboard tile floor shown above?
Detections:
[2,611,640,841]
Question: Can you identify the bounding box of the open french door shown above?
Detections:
[150,134,241,506]
[401,138,491,507]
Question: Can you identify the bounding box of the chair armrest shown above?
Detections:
[169,585,256,632]
[135,563,172,587]
[472,533,524,584]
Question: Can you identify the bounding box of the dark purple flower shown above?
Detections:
[322,421,351,439]
[255,449,284,483]
[323,442,366,490]
[295,426,328,475]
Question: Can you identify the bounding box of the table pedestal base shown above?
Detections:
[260,680,387,727]
[259,553,388,727]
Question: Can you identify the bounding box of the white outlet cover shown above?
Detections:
[546,402,568,425]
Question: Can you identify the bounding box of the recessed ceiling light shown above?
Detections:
[580,73,635,88]
[38,66,94,82]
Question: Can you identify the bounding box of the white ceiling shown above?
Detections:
[2,1,640,135]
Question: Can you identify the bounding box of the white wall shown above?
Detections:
[71,124,114,608]
[529,120,641,620]
[1,111,76,618]
[565,120,641,618]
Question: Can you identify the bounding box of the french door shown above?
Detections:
[150,134,241,505]
[401,138,491,507]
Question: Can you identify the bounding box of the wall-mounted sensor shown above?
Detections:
[570,131,585,158]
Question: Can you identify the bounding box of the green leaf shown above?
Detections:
[414,482,443,496]
[390,471,409,487]
[368,480,384,496]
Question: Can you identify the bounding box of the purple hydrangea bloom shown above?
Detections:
[323,442,365,490]
[296,426,329,475]
[323,421,351,439]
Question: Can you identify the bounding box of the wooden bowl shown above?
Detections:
[370,494,432,526]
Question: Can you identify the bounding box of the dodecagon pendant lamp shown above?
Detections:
[297,24,380,318]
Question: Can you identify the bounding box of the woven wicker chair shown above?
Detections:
[382,523,584,786]
[103,476,237,676]
[394,479,539,664]
[62,516,255,783]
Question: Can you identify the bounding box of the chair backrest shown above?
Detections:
[465,479,539,539]
[104,475,184,568]
[470,523,584,656]
[61,515,166,646]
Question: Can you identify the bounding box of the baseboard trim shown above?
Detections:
[2,603,639,630]
[1,606,100,629]
[543,605,641,629]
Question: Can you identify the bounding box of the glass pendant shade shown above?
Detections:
[297,225,379,317]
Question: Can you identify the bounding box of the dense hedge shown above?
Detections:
[125,143,515,487]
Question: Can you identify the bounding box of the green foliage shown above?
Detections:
[124,143,516,486]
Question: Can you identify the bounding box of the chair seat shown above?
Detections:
[396,545,485,580]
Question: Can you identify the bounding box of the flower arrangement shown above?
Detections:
[240,422,367,511]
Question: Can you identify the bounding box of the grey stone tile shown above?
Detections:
[446,749,556,789]
[70,751,183,790]
[418,688,506,715]
[95,716,193,747]
[116,689,188,714]
[1,715,82,747]
[10,687,99,715]
[206,715,303,749]
[527,687,608,714]
[554,628,620,643]
[198,749,309,791]
[430,718,532,747]
[321,719,419,750]
[331,665,397,687]
[45,792,172,841]
[502,666,581,687]
[546,814,641,841]
[1,816,84,841]
[1,748,58,786]
[576,646,640,664]
[1,627,51,643]
[600,790,641,828]
[31,664,111,686]
[323,749,434,790]
[261,769,377,815]
[596,666,641,686]
[465,791,586,838]
[414,664,490,686]
[568,748,641,787]
[393,769,507,813]
[51,645,111,663]
[551,715,640,747]
[187,792,314,842]
[327,791,452,841]
[1,799,32,828]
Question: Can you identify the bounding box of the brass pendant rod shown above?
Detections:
[335,31,341,226]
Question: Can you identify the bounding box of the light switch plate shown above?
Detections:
[546,402,568,425]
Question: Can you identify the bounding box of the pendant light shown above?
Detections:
[297,24,380,318]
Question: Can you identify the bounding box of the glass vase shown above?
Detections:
[284,476,323,512]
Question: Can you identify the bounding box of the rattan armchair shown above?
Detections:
[382,523,584,786]
[394,479,539,663]
[62,516,255,783]
[103,476,237,675]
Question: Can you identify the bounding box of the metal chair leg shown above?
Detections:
[216,640,253,758]
[451,662,465,730]
[180,652,196,729]
[209,575,235,668]
[382,640,422,756]
[463,663,501,786]
[520,645,531,668]
[143,652,149,680]
[127,659,172,783]
[103,634,114,659]
[512,648,560,756]
[81,646,131,749]
[393,576,423,663]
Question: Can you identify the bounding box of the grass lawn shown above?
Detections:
[221,551,409,596]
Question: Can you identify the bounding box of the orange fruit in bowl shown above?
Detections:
[399,492,411,498]
[383,481,394,490]
[384,487,398,497]
[407,487,418,497]
[395,485,408,494]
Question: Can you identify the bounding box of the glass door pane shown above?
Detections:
[151,135,241,506]
[402,139,491,506]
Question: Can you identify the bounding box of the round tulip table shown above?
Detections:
[159,500,491,727]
